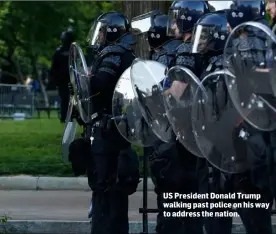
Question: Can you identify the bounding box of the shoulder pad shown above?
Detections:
[250,37,266,51]
[100,44,126,58]
[176,43,192,54]
[117,42,133,51]
[255,18,270,28]
[151,49,166,60]
[55,46,69,56]
[152,53,169,66]
[55,46,63,54]
[209,54,223,68]
[162,39,181,56]
[234,36,265,52]
[119,33,136,46]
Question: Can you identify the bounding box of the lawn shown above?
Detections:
[0,112,144,176]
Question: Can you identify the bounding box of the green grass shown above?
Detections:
[0,112,144,176]
[0,112,76,176]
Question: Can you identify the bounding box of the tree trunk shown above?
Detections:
[12,55,25,84]
[31,55,49,107]
[122,1,171,59]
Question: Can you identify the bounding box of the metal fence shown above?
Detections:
[0,83,35,119]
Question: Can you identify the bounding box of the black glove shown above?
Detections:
[68,82,74,96]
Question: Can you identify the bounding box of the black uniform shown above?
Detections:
[168,33,205,234]
[146,3,210,233]
[226,5,273,233]
[197,55,273,234]
[149,33,185,234]
[50,29,73,122]
[86,12,139,234]
[152,2,210,234]
[135,10,185,234]
[193,9,273,234]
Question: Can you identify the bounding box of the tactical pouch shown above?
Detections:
[150,142,187,191]
[69,137,91,176]
[116,147,140,195]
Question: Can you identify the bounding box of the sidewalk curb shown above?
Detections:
[0,220,257,234]
[0,176,154,191]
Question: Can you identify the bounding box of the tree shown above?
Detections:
[0,1,115,105]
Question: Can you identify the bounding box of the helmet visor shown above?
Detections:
[191,25,218,54]
[86,20,107,46]
[167,9,182,37]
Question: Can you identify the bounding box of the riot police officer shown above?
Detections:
[227,0,269,28]
[143,10,185,234]
[191,11,233,234]
[85,12,139,234]
[50,28,74,123]
[133,5,207,232]
[228,0,276,207]
[192,8,273,234]
[152,2,211,233]
[226,1,275,223]
[147,10,181,66]
[167,1,210,76]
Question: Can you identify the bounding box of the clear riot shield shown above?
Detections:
[224,21,276,131]
[112,66,158,146]
[62,96,77,163]
[131,58,173,143]
[69,42,92,124]
[163,66,206,157]
[131,12,152,35]
[192,70,254,174]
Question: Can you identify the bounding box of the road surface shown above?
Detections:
[1,190,275,223]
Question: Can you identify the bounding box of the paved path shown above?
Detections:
[2,190,276,223]
[0,190,157,221]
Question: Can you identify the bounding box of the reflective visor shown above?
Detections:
[167,9,180,37]
[191,25,214,54]
[86,21,107,46]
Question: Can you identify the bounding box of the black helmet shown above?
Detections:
[147,10,174,49]
[167,1,210,37]
[226,1,265,29]
[87,11,131,46]
[60,28,74,47]
[191,11,229,54]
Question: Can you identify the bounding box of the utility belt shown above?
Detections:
[89,111,114,130]
[89,111,130,148]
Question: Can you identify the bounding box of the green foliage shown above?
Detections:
[0,1,119,82]
[0,215,11,224]
[0,214,11,234]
